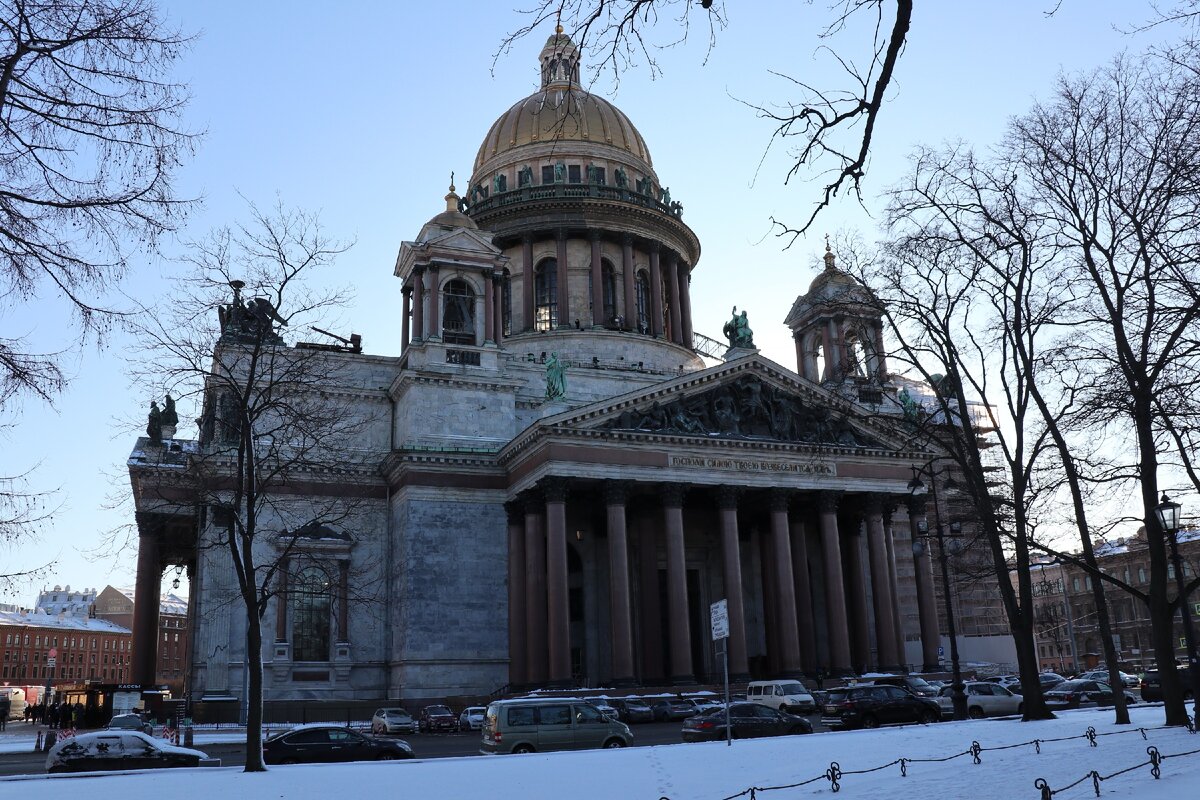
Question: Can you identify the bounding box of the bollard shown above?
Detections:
[34,730,43,752]
[44,730,57,750]
[184,725,194,748]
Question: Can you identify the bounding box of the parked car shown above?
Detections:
[864,675,940,699]
[46,731,215,773]
[1076,669,1137,689]
[480,698,632,754]
[590,700,621,721]
[262,725,413,764]
[686,696,724,714]
[652,698,700,721]
[1043,680,1137,710]
[747,680,817,713]
[372,708,418,735]
[606,697,655,723]
[1039,673,1068,690]
[459,706,487,731]
[419,704,458,733]
[820,685,941,730]
[937,682,1023,719]
[1139,668,1195,702]
[105,713,154,735]
[682,702,812,742]
[984,675,1023,693]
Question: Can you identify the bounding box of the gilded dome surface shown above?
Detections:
[473,87,654,174]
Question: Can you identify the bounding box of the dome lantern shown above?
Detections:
[540,26,581,89]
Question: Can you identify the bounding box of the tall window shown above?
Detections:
[635,270,650,333]
[501,269,512,336]
[442,279,476,345]
[535,259,558,331]
[291,566,331,662]
[601,260,617,325]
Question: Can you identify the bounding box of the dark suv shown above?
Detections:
[418,704,458,732]
[1139,668,1195,702]
[864,675,939,698]
[820,685,941,729]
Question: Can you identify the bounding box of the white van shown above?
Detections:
[747,680,815,714]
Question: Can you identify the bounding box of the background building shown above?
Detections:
[0,608,132,687]
[92,586,190,695]
[34,586,97,618]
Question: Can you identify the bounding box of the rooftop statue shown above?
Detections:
[162,394,179,426]
[147,400,162,445]
[723,306,755,349]
[545,352,566,400]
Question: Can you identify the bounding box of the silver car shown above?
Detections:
[459,706,486,731]
[937,682,1023,719]
[372,707,418,735]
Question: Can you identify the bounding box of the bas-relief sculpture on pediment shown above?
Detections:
[598,374,879,448]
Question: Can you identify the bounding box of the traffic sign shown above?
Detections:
[710,599,729,641]
[46,658,57,668]
[938,646,945,657]
[48,647,57,659]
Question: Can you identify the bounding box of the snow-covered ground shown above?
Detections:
[2,705,1198,799]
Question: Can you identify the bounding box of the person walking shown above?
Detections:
[0,697,10,730]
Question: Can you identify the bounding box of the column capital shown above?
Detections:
[767,488,791,513]
[817,491,842,513]
[861,493,886,515]
[715,485,741,510]
[556,228,568,243]
[621,232,634,246]
[522,232,534,244]
[660,483,687,508]
[589,229,603,242]
[906,495,927,516]
[603,480,633,506]
[504,501,524,525]
[649,241,661,253]
[521,491,544,514]
[402,285,412,297]
[542,477,569,503]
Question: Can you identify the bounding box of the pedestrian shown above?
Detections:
[815,669,826,691]
[0,697,9,730]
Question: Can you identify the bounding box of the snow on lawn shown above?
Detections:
[6,705,1200,800]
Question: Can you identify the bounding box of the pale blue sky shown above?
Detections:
[0,1,1175,602]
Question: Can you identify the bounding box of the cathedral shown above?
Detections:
[127,29,1006,705]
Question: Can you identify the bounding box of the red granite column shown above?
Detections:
[758,526,779,674]
[793,332,804,377]
[590,232,604,327]
[637,515,664,682]
[865,496,900,669]
[908,497,941,671]
[506,503,527,686]
[845,520,871,672]
[545,479,572,684]
[337,561,349,641]
[621,234,636,331]
[131,526,162,686]
[716,487,750,681]
[662,484,694,683]
[769,490,803,676]
[401,288,411,351]
[789,513,819,674]
[555,230,569,328]
[605,482,635,685]
[666,253,683,343]
[883,505,906,667]
[492,272,504,347]
[679,262,693,348]
[873,325,889,379]
[524,496,548,685]
[648,244,664,337]
[522,235,535,331]
[483,268,495,345]
[411,267,425,343]
[274,558,288,642]
[428,265,441,339]
[818,492,852,675]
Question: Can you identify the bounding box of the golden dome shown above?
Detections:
[473,88,654,174]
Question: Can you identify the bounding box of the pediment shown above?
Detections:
[540,355,910,451]
[418,227,501,256]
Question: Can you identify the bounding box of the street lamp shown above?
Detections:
[1156,492,1197,720]
[908,464,968,721]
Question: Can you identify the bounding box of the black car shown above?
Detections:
[682,703,812,742]
[1043,680,1137,710]
[607,697,655,723]
[419,704,458,732]
[1139,668,1195,702]
[652,698,699,721]
[820,685,941,729]
[46,731,215,773]
[1039,673,1067,690]
[262,725,413,764]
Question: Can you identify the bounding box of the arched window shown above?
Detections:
[291,566,331,662]
[844,329,869,377]
[501,269,512,336]
[442,279,476,345]
[634,270,650,334]
[535,258,557,331]
[601,260,617,326]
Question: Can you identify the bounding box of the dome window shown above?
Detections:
[635,270,650,334]
[541,165,555,185]
[501,269,513,337]
[442,279,476,345]
[567,165,582,184]
[602,261,618,326]
[535,259,558,331]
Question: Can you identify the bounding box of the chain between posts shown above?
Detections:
[1032,743,1200,798]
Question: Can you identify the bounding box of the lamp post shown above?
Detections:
[1156,492,1197,720]
[908,464,968,721]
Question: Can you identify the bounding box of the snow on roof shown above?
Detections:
[113,588,188,617]
[0,608,130,634]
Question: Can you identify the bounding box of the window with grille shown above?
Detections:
[291,566,332,662]
[535,259,558,331]
[442,279,476,345]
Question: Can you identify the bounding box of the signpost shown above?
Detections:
[710,599,731,747]
[44,647,58,708]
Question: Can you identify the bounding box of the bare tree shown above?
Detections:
[0,0,196,402]
[500,0,911,235]
[127,201,380,771]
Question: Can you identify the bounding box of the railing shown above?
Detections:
[466,182,684,220]
[691,331,727,360]
[446,349,481,366]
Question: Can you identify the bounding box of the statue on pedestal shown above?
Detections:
[147,400,163,445]
[722,306,755,349]
[545,352,566,400]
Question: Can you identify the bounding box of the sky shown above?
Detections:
[6,703,1200,798]
[0,1,1184,605]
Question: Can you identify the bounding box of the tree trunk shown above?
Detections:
[244,619,266,771]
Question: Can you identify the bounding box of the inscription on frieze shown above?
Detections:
[670,455,835,475]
